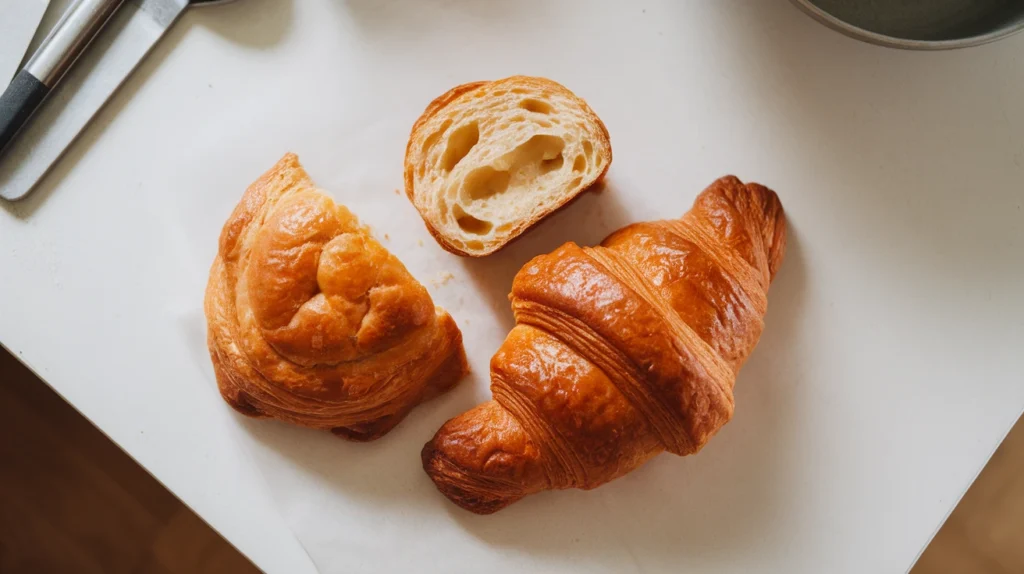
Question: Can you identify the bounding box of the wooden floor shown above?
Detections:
[912,411,1024,574]
[0,348,260,574]
[0,346,1021,574]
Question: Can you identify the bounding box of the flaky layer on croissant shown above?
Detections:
[422,176,786,513]
[205,154,468,441]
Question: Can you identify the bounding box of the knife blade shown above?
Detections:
[0,0,189,201]
[0,0,51,84]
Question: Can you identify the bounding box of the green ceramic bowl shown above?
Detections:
[791,0,1024,50]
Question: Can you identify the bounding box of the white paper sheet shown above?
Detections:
[185,187,816,573]
[156,0,1024,572]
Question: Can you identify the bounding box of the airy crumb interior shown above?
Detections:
[412,81,606,254]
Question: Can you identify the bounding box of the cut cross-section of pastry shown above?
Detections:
[205,153,468,441]
[404,76,612,257]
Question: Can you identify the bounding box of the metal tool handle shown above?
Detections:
[0,0,125,155]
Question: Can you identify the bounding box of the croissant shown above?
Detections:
[205,154,468,441]
[422,176,786,513]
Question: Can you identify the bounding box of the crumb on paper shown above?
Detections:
[417,239,424,247]
[384,233,390,241]
[394,189,400,195]
[429,271,455,288]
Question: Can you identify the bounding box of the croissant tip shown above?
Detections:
[742,182,787,282]
[420,440,518,515]
[330,424,388,442]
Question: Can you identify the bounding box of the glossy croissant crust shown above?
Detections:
[422,176,786,512]
[205,154,468,440]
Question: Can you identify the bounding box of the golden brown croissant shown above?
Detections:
[205,154,468,441]
[422,176,786,512]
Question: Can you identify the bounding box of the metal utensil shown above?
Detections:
[0,0,125,156]
[792,0,1024,50]
[0,0,235,201]
[0,0,51,84]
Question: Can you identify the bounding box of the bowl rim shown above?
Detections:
[790,0,1024,50]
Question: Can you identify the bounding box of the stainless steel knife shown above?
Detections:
[0,0,233,201]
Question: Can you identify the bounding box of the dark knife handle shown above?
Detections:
[0,71,50,155]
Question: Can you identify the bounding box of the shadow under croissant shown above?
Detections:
[234,390,474,507]
[441,227,809,567]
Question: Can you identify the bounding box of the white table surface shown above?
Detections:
[2,1,1023,572]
